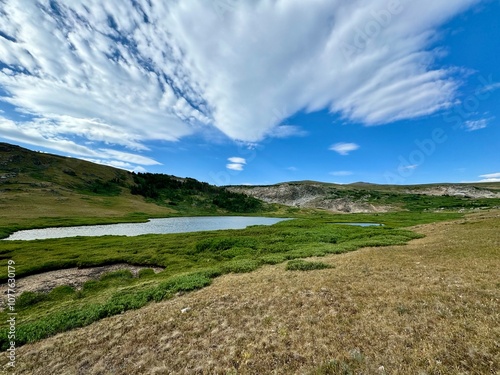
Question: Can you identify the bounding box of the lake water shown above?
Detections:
[4,216,290,241]
[331,223,383,227]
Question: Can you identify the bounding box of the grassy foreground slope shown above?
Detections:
[4,210,498,374]
[1,142,499,373]
[1,212,450,351]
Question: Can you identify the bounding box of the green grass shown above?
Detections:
[286,259,332,271]
[0,211,455,282]
[0,211,459,350]
[3,272,212,349]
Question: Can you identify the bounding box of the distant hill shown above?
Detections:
[227,180,500,213]
[0,142,268,238]
[2,142,499,229]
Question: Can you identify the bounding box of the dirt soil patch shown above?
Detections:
[0,264,163,306]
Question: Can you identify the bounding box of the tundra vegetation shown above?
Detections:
[0,143,499,373]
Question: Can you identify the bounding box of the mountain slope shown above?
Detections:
[227,180,500,213]
[0,143,267,238]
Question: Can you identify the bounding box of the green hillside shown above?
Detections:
[0,143,271,239]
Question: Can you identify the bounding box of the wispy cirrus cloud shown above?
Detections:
[329,142,360,156]
[463,118,492,131]
[0,0,482,168]
[478,81,500,94]
[329,171,354,176]
[478,172,500,182]
[399,164,419,171]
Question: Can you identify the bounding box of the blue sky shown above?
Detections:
[0,0,499,186]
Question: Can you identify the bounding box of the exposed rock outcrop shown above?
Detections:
[227,183,392,213]
[228,182,500,213]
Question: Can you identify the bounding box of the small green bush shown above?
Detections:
[158,273,212,293]
[195,268,223,279]
[99,269,134,281]
[286,259,332,271]
[82,280,103,293]
[260,254,287,265]
[222,259,261,273]
[48,285,75,299]
[138,268,156,278]
[221,247,255,259]
[16,291,47,309]
[194,237,257,254]
[0,272,213,351]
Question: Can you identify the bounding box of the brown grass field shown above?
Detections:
[3,210,499,375]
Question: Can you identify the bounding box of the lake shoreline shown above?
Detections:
[4,216,292,241]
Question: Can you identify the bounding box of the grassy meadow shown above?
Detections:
[0,211,463,351]
[2,209,498,374]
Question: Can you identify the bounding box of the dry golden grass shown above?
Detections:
[0,188,174,221]
[4,210,499,374]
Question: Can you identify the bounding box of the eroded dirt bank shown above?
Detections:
[0,263,163,305]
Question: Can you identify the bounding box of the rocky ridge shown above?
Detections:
[228,182,500,213]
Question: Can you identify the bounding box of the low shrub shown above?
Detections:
[48,285,75,300]
[286,259,332,271]
[138,268,155,278]
[0,272,213,350]
[16,291,46,309]
[260,254,287,265]
[222,259,261,274]
[99,269,134,281]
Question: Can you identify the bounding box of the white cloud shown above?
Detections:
[464,118,491,131]
[478,172,500,182]
[227,157,246,165]
[287,166,298,172]
[82,158,140,172]
[480,172,500,179]
[399,164,419,171]
[330,171,353,176]
[0,0,483,159]
[479,82,500,93]
[329,142,360,156]
[265,125,308,139]
[98,149,160,166]
[226,156,246,171]
[0,116,161,166]
[461,172,500,183]
[226,163,244,171]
